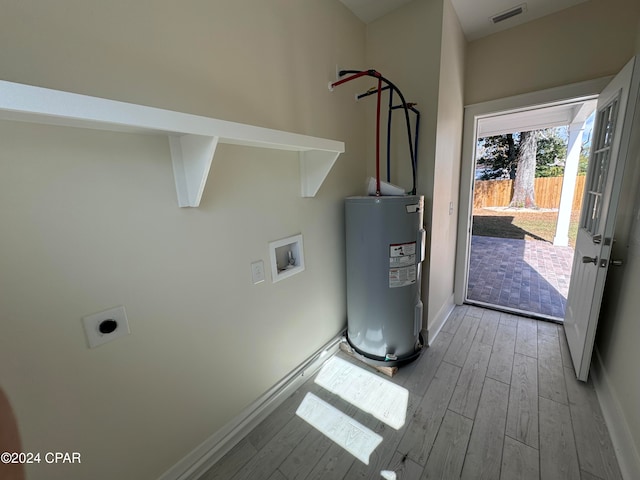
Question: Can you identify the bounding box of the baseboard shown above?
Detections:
[158,330,345,480]
[426,294,455,346]
[591,347,640,480]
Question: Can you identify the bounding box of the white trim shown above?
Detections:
[157,331,345,480]
[426,294,455,345]
[591,348,640,480]
[454,76,612,305]
[465,299,562,323]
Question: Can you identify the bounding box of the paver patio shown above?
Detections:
[467,235,575,319]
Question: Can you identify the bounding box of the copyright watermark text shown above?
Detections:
[1,452,81,464]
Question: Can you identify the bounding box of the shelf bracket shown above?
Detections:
[169,134,219,207]
[299,150,341,197]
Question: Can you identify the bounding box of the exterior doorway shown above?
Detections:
[454,79,610,320]
[467,115,595,320]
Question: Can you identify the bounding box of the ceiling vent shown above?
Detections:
[491,3,527,24]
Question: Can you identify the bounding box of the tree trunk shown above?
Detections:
[509,131,537,208]
[506,134,517,179]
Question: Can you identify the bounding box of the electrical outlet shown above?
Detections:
[251,260,266,284]
[82,305,130,349]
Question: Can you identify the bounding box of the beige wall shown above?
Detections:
[429,0,466,330]
[365,0,443,193]
[0,2,366,479]
[366,0,465,334]
[466,0,640,104]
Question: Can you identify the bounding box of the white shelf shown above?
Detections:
[0,80,345,207]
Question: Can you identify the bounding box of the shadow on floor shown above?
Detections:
[472,215,549,243]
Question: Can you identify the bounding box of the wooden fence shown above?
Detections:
[473,175,586,210]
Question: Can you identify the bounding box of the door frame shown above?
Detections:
[454,77,613,305]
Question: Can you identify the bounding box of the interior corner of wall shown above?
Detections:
[591,346,640,480]
[427,293,455,345]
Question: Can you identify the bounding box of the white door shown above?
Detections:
[564,56,639,381]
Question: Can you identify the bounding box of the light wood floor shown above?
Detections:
[201,305,622,480]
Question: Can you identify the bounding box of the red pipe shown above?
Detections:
[329,69,379,90]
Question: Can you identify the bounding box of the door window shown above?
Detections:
[581,97,619,235]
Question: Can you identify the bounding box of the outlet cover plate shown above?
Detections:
[251,260,266,284]
[82,305,130,349]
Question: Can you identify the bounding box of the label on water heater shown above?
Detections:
[389,242,417,288]
[389,265,416,288]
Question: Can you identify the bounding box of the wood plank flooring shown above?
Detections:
[201,305,622,480]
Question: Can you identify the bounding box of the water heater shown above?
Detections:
[345,195,425,366]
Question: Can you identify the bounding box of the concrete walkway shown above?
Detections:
[467,235,575,319]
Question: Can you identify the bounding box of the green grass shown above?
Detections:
[472,208,580,248]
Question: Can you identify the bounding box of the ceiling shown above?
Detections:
[339,0,589,41]
[477,99,597,138]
